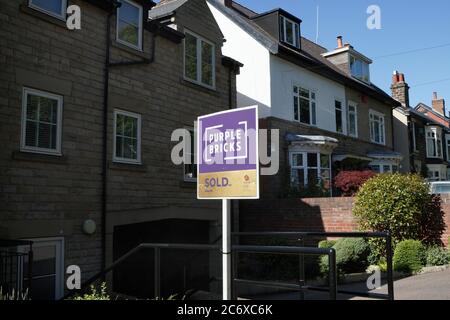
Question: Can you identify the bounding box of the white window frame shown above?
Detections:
[446,134,450,162]
[280,15,300,48]
[183,29,216,90]
[350,55,370,83]
[335,100,344,134]
[293,84,317,126]
[18,237,65,300]
[289,151,331,189]
[412,121,418,152]
[370,162,399,174]
[21,87,63,156]
[116,0,143,50]
[113,109,142,164]
[369,110,386,145]
[183,128,197,182]
[29,0,67,20]
[348,102,358,138]
[426,127,443,159]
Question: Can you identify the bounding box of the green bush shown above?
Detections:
[426,246,449,266]
[393,240,425,273]
[353,174,445,259]
[73,283,110,300]
[320,238,371,275]
[318,240,337,249]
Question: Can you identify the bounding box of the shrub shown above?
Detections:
[320,238,371,275]
[353,174,445,258]
[318,240,337,249]
[393,240,425,273]
[334,170,376,196]
[73,283,110,300]
[425,246,449,266]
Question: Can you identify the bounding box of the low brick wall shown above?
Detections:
[240,195,449,247]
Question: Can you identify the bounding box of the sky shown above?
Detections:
[237,0,450,110]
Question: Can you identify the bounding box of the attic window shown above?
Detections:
[350,56,370,83]
[279,16,300,48]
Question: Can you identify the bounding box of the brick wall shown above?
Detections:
[240,196,449,247]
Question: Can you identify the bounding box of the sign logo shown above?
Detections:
[197,106,259,199]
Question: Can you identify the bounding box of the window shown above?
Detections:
[370,163,399,174]
[350,56,370,83]
[348,103,358,137]
[279,16,300,48]
[113,110,141,164]
[18,238,64,300]
[428,171,441,182]
[21,88,63,155]
[290,152,331,191]
[29,0,67,19]
[369,110,385,145]
[445,134,450,162]
[117,0,143,50]
[184,129,197,182]
[335,100,343,134]
[293,85,316,125]
[184,30,215,88]
[426,127,442,159]
[411,122,418,152]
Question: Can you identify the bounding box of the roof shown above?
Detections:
[285,133,339,145]
[208,0,400,107]
[148,0,188,20]
[415,102,449,121]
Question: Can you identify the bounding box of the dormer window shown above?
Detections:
[350,55,370,83]
[279,16,300,48]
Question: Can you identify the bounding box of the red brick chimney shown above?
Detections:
[337,36,343,49]
[432,92,446,116]
[391,71,410,107]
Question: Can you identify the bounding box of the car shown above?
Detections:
[429,181,450,194]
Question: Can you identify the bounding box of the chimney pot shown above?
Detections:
[433,92,438,100]
[337,36,343,48]
[399,73,405,82]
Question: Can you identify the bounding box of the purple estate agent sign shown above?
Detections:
[197,106,259,199]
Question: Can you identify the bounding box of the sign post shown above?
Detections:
[197,106,259,300]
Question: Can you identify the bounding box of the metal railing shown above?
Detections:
[233,231,394,300]
[0,239,33,298]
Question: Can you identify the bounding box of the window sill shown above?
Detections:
[181,78,219,96]
[12,150,68,164]
[180,180,197,188]
[111,41,149,59]
[109,161,147,172]
[20,4,67,29]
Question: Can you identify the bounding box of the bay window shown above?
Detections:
[290,152,331,191]
[426,127,442,159]
[293,85,316,125]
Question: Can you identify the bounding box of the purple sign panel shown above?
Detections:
[197,106,259,199]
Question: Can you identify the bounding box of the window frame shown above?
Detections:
[183,29,216,90]
[289,151,331,190]
[446,134,450,162]
[183,128,197,182]
[412,121,418,152]
[350,55,370,83]
[369,110,386,145]
[116,0,143,51]
[113,109,142,165]
[279,15,300,48]
[293,84,317,126]
[21,87,63,156]
[347,102,358,138]
[426,127,443,159]
[28,0,67,20]
[335,100,344,134]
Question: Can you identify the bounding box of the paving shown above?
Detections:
[245,269,450,300]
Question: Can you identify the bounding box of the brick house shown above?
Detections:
[208,0,401,198]
[392,72,450,180]
[0,0,241,299]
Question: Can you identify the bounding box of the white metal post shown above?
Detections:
[222,199,232,300]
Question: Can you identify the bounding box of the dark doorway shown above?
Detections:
[112,219,212,299]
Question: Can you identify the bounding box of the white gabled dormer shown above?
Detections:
[322,36,372,84]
